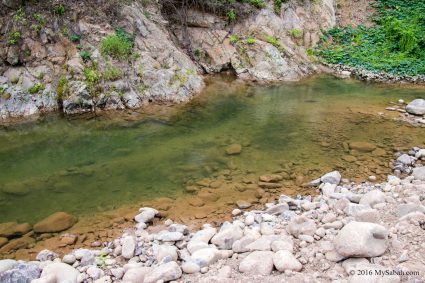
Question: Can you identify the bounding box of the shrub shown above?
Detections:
[229,34,239,44]
[227,9,237,22]
[104,64,123,80]
[56,76,68,99]
[70,34,81,43]
[250,0,266,9]
[317,0,425,76]
[79,50,91,62]
[266,35,280,48]
[245,36,256,45]
[273,0,285,13]
[28,83,45,94]
[7,32,21,45]
[100,28,133,60]
[54,4,65,16]
[289,29,303,39]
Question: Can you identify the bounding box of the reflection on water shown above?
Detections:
[0,76,424,224]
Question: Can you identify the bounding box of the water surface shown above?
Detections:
[0,76,424,224]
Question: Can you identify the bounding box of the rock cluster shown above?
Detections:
[1,148,425,282]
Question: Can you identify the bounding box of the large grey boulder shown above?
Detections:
[191,247,221,268]
[406,99,425,116]
[334,222,388,257]
[239,251,274,276]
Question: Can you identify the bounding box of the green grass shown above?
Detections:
[317,0,425,76]
[266,35,280,48]
[100,28,133,60]
[104,64,123,81]
[245,36,256,45]
[28,83,45,94]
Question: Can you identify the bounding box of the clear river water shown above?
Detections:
[0,76,424,224]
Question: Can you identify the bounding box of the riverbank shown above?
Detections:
[1,146,424,282]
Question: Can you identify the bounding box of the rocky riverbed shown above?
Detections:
[1,147,424,283]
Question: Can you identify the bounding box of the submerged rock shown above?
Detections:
[33,212,77,233]
[225,144,242,155]
[349,142,376,152]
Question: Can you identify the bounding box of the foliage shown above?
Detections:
[70,34,81,43]
[289,29,303,39]
[227,9,237,22]
[245,36,256,45]
[104,64,123,81]
[229,34,239,44]
[56,76,68,99]
[28,83,45,94]
[250,0,266,9]
[31,13,45,33]
[79,50,91,62]
[273,0,286,14]
[266,35,280,48]
[54,4,65,16]
[317,0,425,76]
[7,32,21,45]
[100,28,133,60]
[84,63,102,98]
[13,8,25,22]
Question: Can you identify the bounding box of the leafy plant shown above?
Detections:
[229,34,239,44]
[266,35,280,48]
[28,83,45,94]
[7,32,21,45]
[56,76,68,99]
[13,8,25,22]
[54,4,65,16]
[100,28,133,60]
[289,29,303,39]
[317,0,425,76]
[250,0,266,9]
[227,9,237,22]
[104,64,123,81]
[273,0,286,14]
[245,36,256,45]
[70,34,82,43]
[79,50,91,62]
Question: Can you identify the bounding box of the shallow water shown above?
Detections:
[0,76,424,224]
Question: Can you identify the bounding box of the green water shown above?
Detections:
[0,76,424,224]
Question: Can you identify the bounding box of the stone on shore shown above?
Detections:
[320,171,342,185]
[334,222,388,257]
[191,248,221,267]
[406,99,425,115]
[0,262,40,283]
[273,250,302,272]
[412,167,425,181]
[122,267,152,283]
[135,207,158,223]
[287,216,317,237]
[359,190,386,207]
[0,259,17,273]
[33,212,77,233]
[239,251,274,276]
[143,261,182,283]
[211,222,243,249]
[121,235,136,259]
